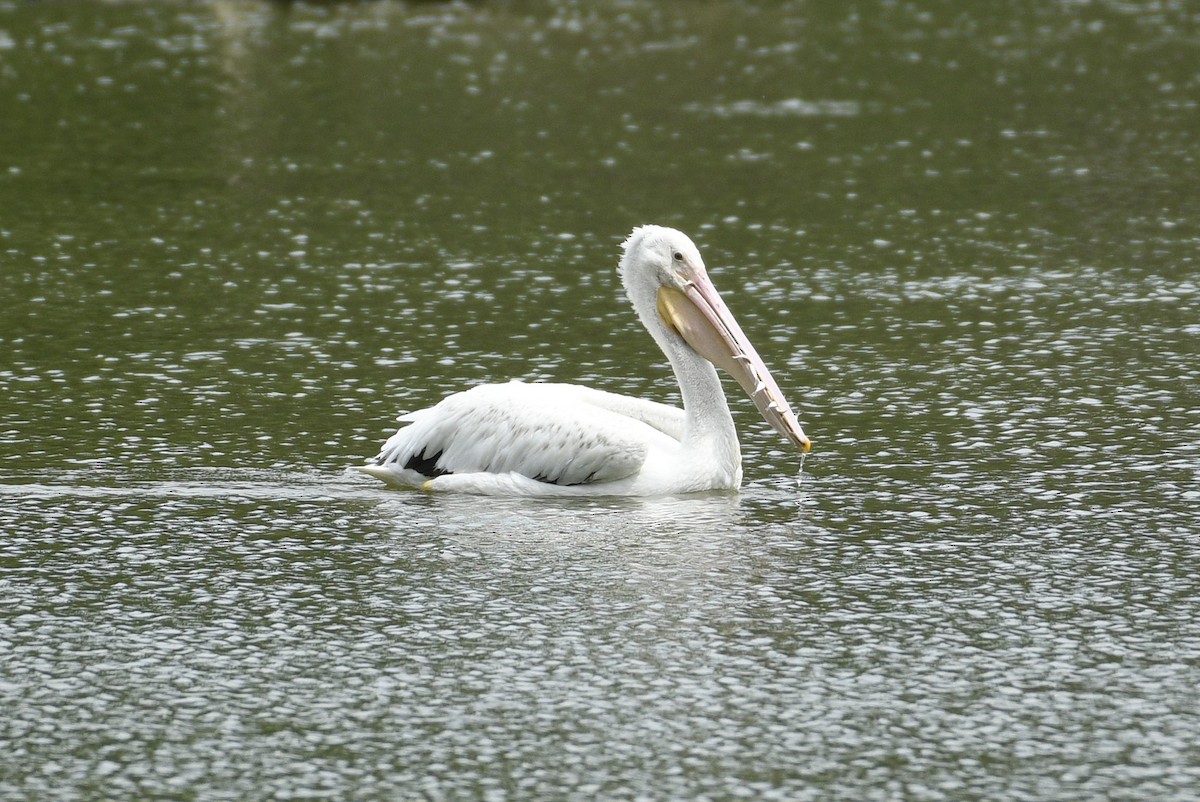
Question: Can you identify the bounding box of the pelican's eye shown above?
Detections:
[672,250,685,262]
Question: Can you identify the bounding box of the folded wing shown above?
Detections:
[369,382,680,487]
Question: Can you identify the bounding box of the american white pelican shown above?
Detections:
[355,225,810,496]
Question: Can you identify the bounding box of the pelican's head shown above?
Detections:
[620,225,811,453]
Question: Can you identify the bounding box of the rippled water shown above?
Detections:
[2,1,1199,800]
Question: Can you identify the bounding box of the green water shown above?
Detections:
[2,1,1198,800]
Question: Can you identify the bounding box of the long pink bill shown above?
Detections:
[657,271,811,452]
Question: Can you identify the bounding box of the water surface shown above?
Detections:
[1,1,1198,800]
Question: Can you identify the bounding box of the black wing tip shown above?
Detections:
[402,448,452,479]
[389,451,599,487]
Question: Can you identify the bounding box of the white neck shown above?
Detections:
[630,285,742,469]
[667,332,742,453]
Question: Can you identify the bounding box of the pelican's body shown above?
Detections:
[355,225,809,496]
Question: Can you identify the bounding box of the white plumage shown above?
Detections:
[355,225,810,496]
